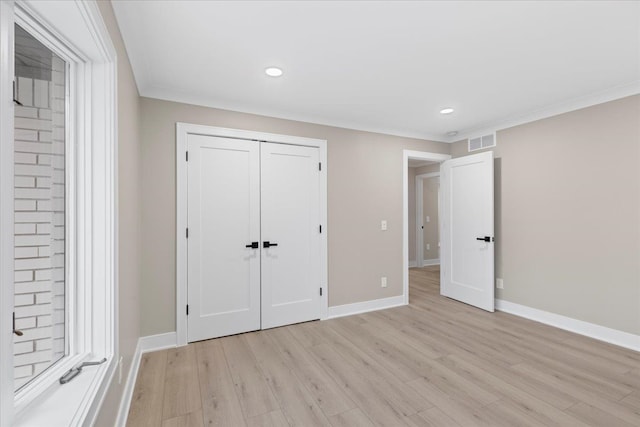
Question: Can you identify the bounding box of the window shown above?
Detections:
[0,2,117,425]
[13,23,68,392]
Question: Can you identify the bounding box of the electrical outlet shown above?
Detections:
[381,276,387,288]
[425,215,430,223]
[381,220,387,231]
[426,243,430,250]
[118,356,123,384]
[496,278,504,289]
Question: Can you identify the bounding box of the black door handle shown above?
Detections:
[263,241,278,248]
[476,236,492,242]
[245,242,259,249]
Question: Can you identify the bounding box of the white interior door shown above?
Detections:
[187,135,261,342]
[440,151,495,311]
[261,142,321,329]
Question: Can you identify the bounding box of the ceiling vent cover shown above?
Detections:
[468,132,496,152]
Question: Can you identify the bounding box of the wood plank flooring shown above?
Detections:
[126,267,640,426]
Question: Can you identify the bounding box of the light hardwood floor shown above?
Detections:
[126,267,640,426]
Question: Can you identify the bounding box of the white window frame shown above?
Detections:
[0,1,117,426]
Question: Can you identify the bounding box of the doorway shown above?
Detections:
[402,150,450,304]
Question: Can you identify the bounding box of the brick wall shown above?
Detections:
[13,55,66,390]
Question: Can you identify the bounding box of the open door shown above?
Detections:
[440,151,495,311]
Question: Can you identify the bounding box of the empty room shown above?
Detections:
[0,1,638,426]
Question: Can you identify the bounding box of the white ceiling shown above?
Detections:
[112,1,639,142]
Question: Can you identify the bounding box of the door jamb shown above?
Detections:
[403,150,450,305]
[176,123,328,346]
[415,172,440,268]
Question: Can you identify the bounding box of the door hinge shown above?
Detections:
[186,228,189,238]
[186,151,189,161]
[186,305,189,315]
[319,225,322,233]
[319,162,321,171]
[320,287,323,296]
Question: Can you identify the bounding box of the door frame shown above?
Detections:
[176,123,328,346]
[415,172,440,268]
[403,150,450,305]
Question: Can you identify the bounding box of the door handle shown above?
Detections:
[263,241,278,248]
[245,242,259,249]
[476,236,492,242]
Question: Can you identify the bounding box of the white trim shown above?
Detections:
[422,259,440,266]
[115,332,177,427]
[0,3,15,425]
[451,81,640,142]
[114,341,141,427]
[139,332,178,353]
[134,73,640,146]
[144,80,640,145]
[327,295,405,319]
[2,1,118,425]
[403,150,450,306]
[496,299,640,352]
[176,123,328,346]
[141,87,448,143]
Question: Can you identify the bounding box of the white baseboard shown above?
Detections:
[139,331,177,353]
[115,332,177,426]
[495,299,640,352]
[328,295,406,319]
[409,259,439,268]
[114,341,142,427]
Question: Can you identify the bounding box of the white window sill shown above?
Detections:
[14,357,113,427]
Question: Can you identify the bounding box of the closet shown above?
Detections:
[185,133,322,342]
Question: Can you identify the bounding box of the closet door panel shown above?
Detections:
[187,135,260,342]
[261,142,321,329]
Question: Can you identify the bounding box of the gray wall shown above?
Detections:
[408,167,417,263]
[94,2,142,425]
[451,95,640,335]
[139,97,449,336]
[421,176,440,261]
[408,164,440,264]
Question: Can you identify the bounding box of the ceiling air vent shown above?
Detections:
[468,132,496,152]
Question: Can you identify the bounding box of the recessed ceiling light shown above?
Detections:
[440,108,454,115]
[447,131,459,137]
[265,67,283,77]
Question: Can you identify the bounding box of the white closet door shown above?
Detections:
[260,142,321,329]
[187,135,260,342]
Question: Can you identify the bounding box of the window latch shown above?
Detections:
[13,80,23,106]
[13,312,23,336]
[59,357,107,384]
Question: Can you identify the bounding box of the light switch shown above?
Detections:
[381,220,387,231]
[425,215,430,223]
